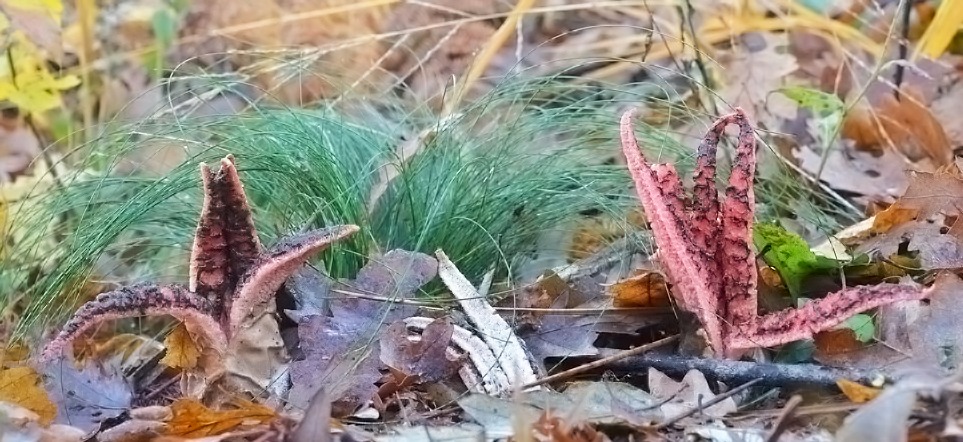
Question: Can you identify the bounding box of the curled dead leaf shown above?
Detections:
[166,398,275,438]
[836,379,882,403]
[871,206,920,235]
[842,87,952,166]
[610,271,670,308]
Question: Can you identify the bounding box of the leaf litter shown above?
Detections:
[5,0,963,440]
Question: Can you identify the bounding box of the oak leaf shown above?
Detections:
[0,366,55,425]
[166,398,274,437]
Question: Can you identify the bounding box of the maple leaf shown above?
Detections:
[620,107,936,357]
[37,155,359,393]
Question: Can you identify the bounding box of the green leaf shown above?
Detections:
[776,87,844,146]
[753,221,841,298]
[842,314,875,343]
[776,86,844,117]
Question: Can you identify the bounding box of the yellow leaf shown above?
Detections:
[0,0,64,57]
[0,35,79,114]
[160,324,201,369]
[166,398,275,437]
[837,379,882,404]
[0,366,57,425]
[3,0,62,19]
[916,0,963,59]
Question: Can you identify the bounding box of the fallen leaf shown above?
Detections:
[814,328,865,356]
[871,206,920,234]
[0,0,63,59]
[842,87,952,165]
[836,379,882,403]
[794,140,910,202]
[288,314,383,416]
[610,271,670,307]
[160,324,201,369]
[459,381,659,438]
[857,167,963,269]
[0,402,85,442]
[718,33,799,128]
[42,358,132,435]
[291,387,334,442]
[647,369,737,419]
[288,250,438,414]
[528,411,610,442]
[0,366,56,425]
[166,398,274,438]
[519,312,603,364]
[835,386,917,442]
[380,317,461,384]
[350,249,439,300]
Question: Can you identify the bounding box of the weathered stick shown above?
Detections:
[557,353,887,389]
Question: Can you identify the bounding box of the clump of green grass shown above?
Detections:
[1,76,854,341]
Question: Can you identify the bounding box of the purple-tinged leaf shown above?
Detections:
[380,318,462,383]
[43,358,133,436]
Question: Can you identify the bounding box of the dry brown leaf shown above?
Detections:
[0,366,56,425]
[160,324,201,370]
[524,410,609,442]
[842,87,953,166]
[836,379,882,403]
[857,166,963,268]
[166,398,275,437]
[794,140,911,202]
[568,211,646,260]
[718,33,799,129]
[814,328,865,356]
[871,206,920,234]
[758,266,785,290]
[648,369,737,419]
[610,271,670,308]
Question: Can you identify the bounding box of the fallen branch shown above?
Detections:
[556,353,887,389]
[436,250,540,390]
[520,335,679,390]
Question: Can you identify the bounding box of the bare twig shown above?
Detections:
[570,353,887,389]
[520,335,679,390]
[765,394,803,442]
